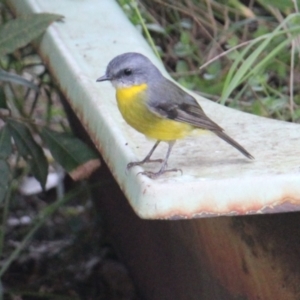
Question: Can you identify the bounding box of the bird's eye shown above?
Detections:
[124,68,132,76]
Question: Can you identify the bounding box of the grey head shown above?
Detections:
[96,52,163,88]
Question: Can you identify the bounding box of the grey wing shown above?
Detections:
[147,79,254,159]
[147,79,223,132]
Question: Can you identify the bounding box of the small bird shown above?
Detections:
[97,52,253,178]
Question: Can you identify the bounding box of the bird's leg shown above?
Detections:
[127,140,163,171]
[139,141,182,179]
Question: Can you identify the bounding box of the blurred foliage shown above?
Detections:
[0,4,103,298]
[0,13,63,57]
[118,0,300,122]
[0,8,100,190]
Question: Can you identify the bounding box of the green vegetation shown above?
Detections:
[0,6,105,299]
[118,0,300,122]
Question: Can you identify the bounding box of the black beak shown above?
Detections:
[96,74,111,82]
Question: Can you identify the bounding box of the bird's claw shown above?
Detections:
[126,159,164,174]
[137,168,182,179]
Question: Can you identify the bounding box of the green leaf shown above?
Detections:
[0,69,39,91]
[221,14,300,104]
[180,31,190,45]
[0,126,12,159]
[0,160,10,203]
[7,120,48,188]
[176,60,188,73]
[41,128,99,173]
[173,41,192,57]
[0,13,63,57]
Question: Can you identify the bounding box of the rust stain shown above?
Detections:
[232,214,300,297]
[69,158,101,181]
[155,189,300,220]
[157,199,300,221]
[38,50,120,177]
[181,214,300,300]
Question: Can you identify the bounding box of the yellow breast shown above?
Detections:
[116,84,193,141]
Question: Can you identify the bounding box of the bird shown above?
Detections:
[97,52,253,178]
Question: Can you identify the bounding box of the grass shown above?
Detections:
[118,0,300,122]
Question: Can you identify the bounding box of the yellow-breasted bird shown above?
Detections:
[97,52,253,178]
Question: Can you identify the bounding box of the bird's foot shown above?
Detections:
[126,159,163,174]
[137,168,182,179]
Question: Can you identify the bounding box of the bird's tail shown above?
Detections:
[214,130,254,159]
